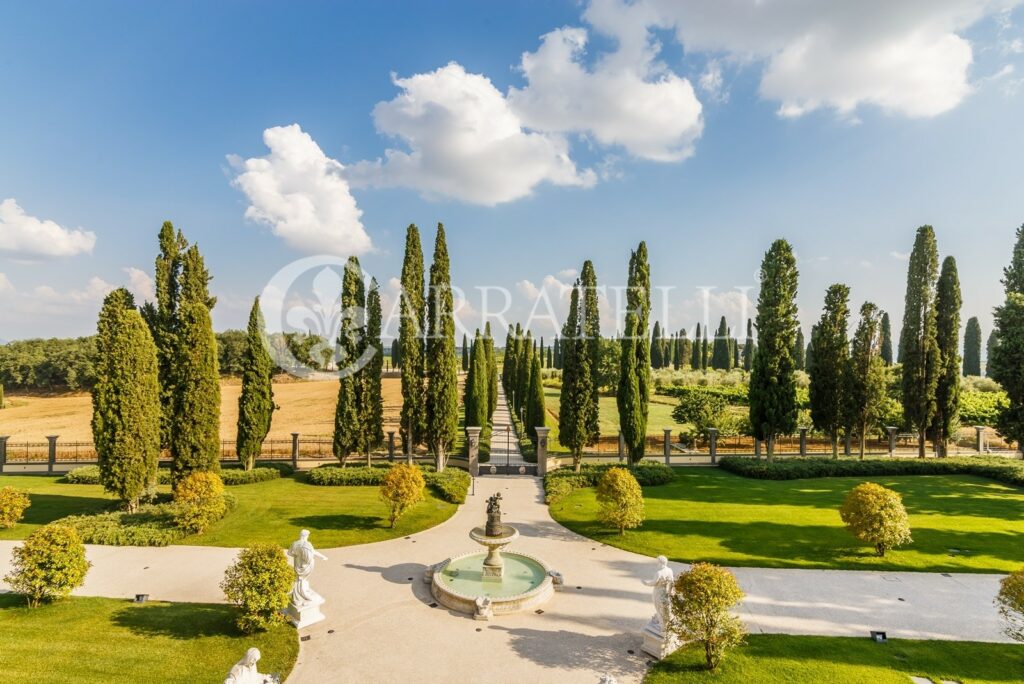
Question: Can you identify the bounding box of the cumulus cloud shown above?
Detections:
[0,198,96,258]
[0,272,14,296]
[508,26,704,161]
[124,266,156,302]
[350,63,595,205]
[229,124,371,255]
[595,0,1021,118]
[698,59,729,104]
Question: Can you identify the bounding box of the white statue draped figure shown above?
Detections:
[287,529,327,610]
[224,647,279,684]
[642,555,675,632]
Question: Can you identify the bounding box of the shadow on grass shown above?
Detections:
[111,601,241,640]
[288,513,383,531]
[16,493,113,525]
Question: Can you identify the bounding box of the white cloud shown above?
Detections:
[890,250,911,261]
[508,26,704,161]
[124,266,156,303]
[0,198,96,258]
[516,279,541,300]
[557,268,579,279]
[350,63,595,205]
[595,0,1022,119]
[32,276,113,305]
[0,272,14,296]
[229,124,371,255]
[698,59,729,104]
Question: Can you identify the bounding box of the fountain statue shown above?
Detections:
[429,487,556,618]
[640,555,680,659]
[284,529,327,628]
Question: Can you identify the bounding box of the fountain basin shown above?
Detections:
[431,551,554,616]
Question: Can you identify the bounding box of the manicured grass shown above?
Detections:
[551,467,1024,572]
[0,473,457,548]
[646,635,1024,683]
[543,388,677,453]
[0,594,298,683]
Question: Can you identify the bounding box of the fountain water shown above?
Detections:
[428,492,555,618]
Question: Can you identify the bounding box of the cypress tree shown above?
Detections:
[399,224,426,453]
[749,239,800,460]
[390,338,401,369]
[462,334,469,372]
[743,318,755,371]
[333,257,365,461]
[989,225,1024,445]
[466,330,488,428]
[236,297,275,471]
[1003,223,1024,294]
[793,327,806,371]
[732,334,740,368]
[92,288,160,512]
[677,329,691,370]
[425,224,459,470]
[899,225,940,458]
[711,316,731,370]
[691,323,702,370]
[171,245,220,484]
[651,322,664,369]
[516,331,534,418]
[963,317,982,376]
[806,324,818,373]
[559,283,594,471]
[502,325,517,393]
[484,322,497,420]
[145,221,187,450]
[525,353,546,444]
[701,334,709,371]
[364,278,385,456]
[932,256,961,457]
[880,312,894,366]
[581,260,601,444]
[847,302,888,458]
[808,284,850,458]
[547,344,553,369]
[617,242,651,463]
[987,329,999,376]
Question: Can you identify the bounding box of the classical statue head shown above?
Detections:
[243,648,261,667]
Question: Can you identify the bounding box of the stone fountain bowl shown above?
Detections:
[469,524,519,546]
[430,550,554,616]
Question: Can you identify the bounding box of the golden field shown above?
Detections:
[0,377,405,442]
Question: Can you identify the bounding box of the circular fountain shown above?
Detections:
[429,493,555,619]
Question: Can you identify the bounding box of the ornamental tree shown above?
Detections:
[596,467,645,534]
[899,225,940,458]
[379,463,425,528]
[839,482,912,556]
[669,562,746,671]
[846,302,888,459]
[932,256,962,457]
[996,567,1024,642]
[963,317,982,376]
[236,297,275,471]
[808,284,850,459]
[5,524,90,608]
[221,543,293,633]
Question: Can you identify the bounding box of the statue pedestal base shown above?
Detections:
[285,598,325,629]
[641,619,679,660]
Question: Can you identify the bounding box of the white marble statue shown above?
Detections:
[642,555,675,631]
[474,595,493,621]
[223,647,279,684]
[287,529,328,608]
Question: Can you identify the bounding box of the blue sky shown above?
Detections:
[2,0,1023,345]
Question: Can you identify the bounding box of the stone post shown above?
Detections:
[291,432,300,470]
[0,435,8,473]
[886,426,898,457]
[974,426,985,454]
[754,439,761,459]
[844,432,852,457]
[663,429,673,465]
[708,428,719,465]
[618,432,625,463]
[46,435,58,474]
[466,427,482,477]
[536,427,550,477]
[387,431,396,461]
[799,427,808,456]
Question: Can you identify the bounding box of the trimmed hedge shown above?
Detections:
[63,464,289,486]
[218,468,282,485]
[719,456,1024,488]
[306,463,470,504]
[543,462,676,504]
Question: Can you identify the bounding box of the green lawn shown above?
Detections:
[543,388,678,453]
[0,594,298,683]
[551,467,1024,572]
[646,635,1024,683]
[0,473,457,548]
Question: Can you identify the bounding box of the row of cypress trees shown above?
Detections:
[501,325,547,445]
[464,324,497,429]
[557,260,601,470]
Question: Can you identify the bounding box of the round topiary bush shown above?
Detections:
[173,471,228,535]
[839,482,912,556]
[0,486,31,528]
[670,562,746,670]
[596,467,645,534]
[221,543,294,634]
[4,523,91,607]
[379,463,425,528]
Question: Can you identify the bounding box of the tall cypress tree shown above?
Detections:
[236,297,275,471]
[932,256,961,457]
[425,224,459,470]
[749,239,800,460]
[711,316,731,370]
[466,330,488,428]
[390,338,401,369]
[171,245,220,484]
[847,302,888,458]
[399,224,426,453]
[880,312,894,366]
[515,331,534,418]
[461,334,469,372]
[581,260,601,444]
[651,321,664,369]
[899,226,941,458]
[617,242,650,463]
[502,325,517,393]
[559,283,594,471]
[987,329,999,376]
[364,278,385,457]
[989,224,1024,445]
[484,322,497,420]
[691,323,702,370]
[333,257,365,461]
[793,327,806,371]
[525,353,546,444]
[963,317,982,376]
[92,288,160,511]
[1003,223,1024,294]
[743,318,755,371]
[539,337,545,369]
[678,329,691,370]
[701,334,710,371]
[808,284,850,458]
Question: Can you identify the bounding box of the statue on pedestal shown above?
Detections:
[223,647,279,684]
[485,493,503,536]
[640,555,679,659]
[284,529,328,627]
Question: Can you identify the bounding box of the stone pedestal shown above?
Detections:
[641,618,679,660]
[284,596,325,629]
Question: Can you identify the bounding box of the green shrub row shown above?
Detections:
[718,455,1024,487]
[543,462,676,504]
[305,463,470,504]
[63,464,290,486]
[218,468,282,485]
